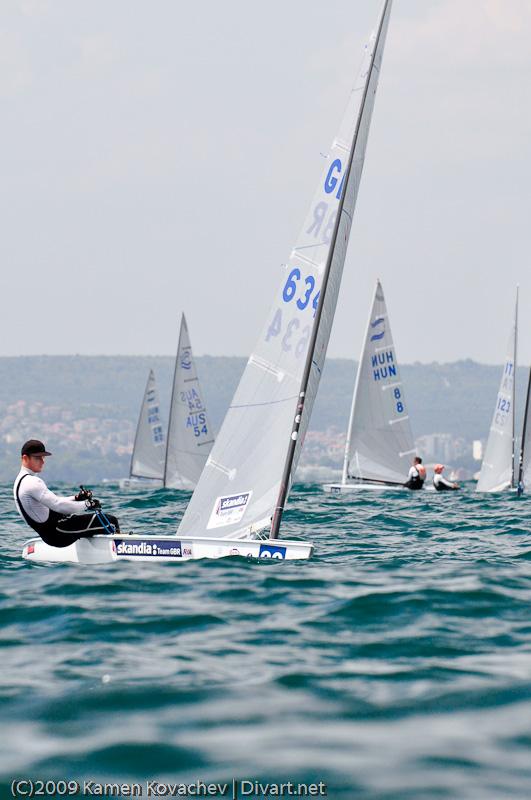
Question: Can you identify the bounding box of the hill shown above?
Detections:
[0,356,523,482]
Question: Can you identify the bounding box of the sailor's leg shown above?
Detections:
[56,512,120,537]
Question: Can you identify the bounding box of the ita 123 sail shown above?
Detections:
[477,290,518,492]
[178,0,394,540]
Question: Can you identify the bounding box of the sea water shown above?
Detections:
[2,483,531,799]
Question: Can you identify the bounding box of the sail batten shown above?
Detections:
[178,0,394,540]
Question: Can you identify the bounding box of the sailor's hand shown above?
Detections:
[84,497,101,509]
[75,487,92,501]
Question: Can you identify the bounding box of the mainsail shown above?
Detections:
[178,0,393,539]
[164,314,214,489]
[477,292,518,492]
[130,370,165,480]
[342,280,415,485]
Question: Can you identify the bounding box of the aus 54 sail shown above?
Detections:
[178,0,394,543]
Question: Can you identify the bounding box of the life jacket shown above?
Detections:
[15,474,79,548]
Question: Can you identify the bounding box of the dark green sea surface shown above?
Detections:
[2,483,531,799]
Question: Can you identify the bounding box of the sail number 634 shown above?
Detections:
[282,268,320,316]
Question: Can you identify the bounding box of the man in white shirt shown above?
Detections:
[433,464,459,492]
[14,439,120,547]
[405,456,426,491]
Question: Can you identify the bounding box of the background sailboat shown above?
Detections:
[119,370,165,489]
[120,314,214,491]
[23,0,394,563]
[164,314,214,490]
[476,289,518,492]
[324,279,415,493]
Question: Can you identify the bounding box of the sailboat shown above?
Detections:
[119,370,166,489]
[119,314,214,491]
[517,367,531,494]
[23,0,395,564]
[163,314,215,490]
[476,289,518,492]
[324,279,415,492]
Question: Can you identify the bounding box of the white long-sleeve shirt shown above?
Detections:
[433,473,457,490]
[14,467,87,523]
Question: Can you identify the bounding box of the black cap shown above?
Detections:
[21,439,52,457]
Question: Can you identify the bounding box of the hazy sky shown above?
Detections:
[2,0,530,363]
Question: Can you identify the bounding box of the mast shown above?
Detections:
[271,0,392,538]
[511,286,518,487]
[130,370,153,479]
[517,366,531,494]
[341,280,381,484]
[163,316,184,488]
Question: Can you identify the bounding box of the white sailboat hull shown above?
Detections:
[22,534,313,564]
[118,477,164,490]
[323,482,406,494]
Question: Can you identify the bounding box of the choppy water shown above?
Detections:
[2,482,531,799]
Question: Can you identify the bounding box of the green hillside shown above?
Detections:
[0,356,523,482]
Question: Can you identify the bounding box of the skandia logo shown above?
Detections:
[207,490,253,529]
[114,539,183,557]
[219,493,250,511]
[116,540,153,555]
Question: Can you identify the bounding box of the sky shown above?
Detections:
[1,0,530,363]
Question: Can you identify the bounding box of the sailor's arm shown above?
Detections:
[30,477,87,515]
[441,475,459,489]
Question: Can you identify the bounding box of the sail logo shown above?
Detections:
[180,347,192,370]
[370,317,385,342]
[258,544,286,560]
[114,539,183,558]
[207,491,253,529]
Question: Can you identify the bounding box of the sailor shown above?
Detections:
[404,456,426,490]
[14,439,121,548]
[433,464,459,492]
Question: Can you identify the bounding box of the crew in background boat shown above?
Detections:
[433,464,459,492]
[405,456,426,490]
[14,440,121,548]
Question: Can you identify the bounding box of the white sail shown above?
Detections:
[164,314,214,489]
[130,370,165,480]
[178,1,393,539]
[342,280,415,485]
[477,295,518,492]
